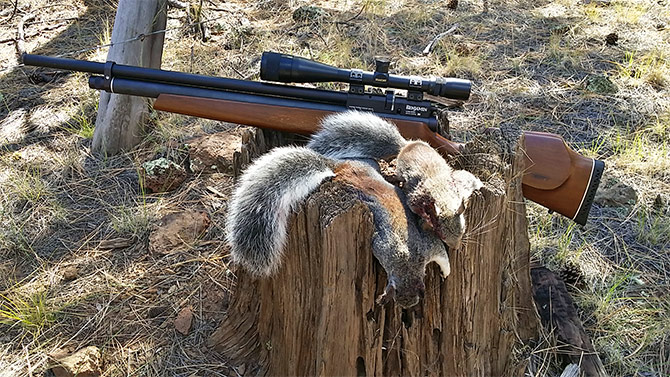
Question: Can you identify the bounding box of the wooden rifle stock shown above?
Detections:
[154,94,602,225]
[520,132,603,225]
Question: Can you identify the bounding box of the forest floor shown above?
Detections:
[0,0,669,376]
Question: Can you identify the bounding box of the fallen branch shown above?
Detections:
[335,2,368,25]
[422,24,459,56]
[15,13,36,59]
[1,30,42,45]
[531,266,609,377]
[3,0,19,22]
[167,0,189,9]
[25,17,78,26]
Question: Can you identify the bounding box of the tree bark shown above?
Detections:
[531,266,609,377]
[209,128,539,376]
[92,0,167,156]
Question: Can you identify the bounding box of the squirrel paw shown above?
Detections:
[376,283,395,306]
[376,279,424,308]
[431,254,451,278]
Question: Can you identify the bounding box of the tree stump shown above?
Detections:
[209,128,539,376]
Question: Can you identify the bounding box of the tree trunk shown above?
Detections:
[92,0,167,156]
[209,128,539,376]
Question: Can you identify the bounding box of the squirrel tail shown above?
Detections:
[225,146,335,277]
[307,110,407,160]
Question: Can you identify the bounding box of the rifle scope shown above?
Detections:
[260,51,471,101]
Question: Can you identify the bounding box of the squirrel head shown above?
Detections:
[407,193,464,249]
[397,141,483,249]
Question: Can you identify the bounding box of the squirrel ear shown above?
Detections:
[452,170,483,195]
[452,170,483,208]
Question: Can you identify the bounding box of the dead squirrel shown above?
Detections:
[226,111,482,307]
[308,111,482,249]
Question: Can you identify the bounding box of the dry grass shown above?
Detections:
[1,0,669,375]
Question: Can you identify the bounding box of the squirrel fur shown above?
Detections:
[226,111,482,308]
[396,140,483,249]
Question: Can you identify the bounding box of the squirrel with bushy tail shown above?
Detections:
[226,111,482,308]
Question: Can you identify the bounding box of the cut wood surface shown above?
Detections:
[209,128,539,376]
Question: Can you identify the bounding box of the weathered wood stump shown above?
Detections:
[92,0,167,155]
[209,128,539,376]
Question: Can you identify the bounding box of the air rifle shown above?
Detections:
[21,52,604,225]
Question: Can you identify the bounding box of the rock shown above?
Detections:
[147,305,169,318]
[586,74,618,94]
[653,194,668,213]
[454,42,479,56]
[595,182,637,206]
[187,133,241,174]
[175,306,194,335]
[141,157,187,193]
[292,5,330,22]
[62,266,79,281]
[97,237,134,250]
[149,210,211,254]
[202,288,228,319]
[237,364,247,375]
[50,346,102,377]
[550,25,570,35]
[47,347,75,362]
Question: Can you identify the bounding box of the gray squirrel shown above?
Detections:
[225,111,482,308]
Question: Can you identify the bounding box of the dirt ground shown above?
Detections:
[0,0,668,376]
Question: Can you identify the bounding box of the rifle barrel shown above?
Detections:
[22,54,348,105]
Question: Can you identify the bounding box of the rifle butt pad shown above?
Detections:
[522,131,604,225]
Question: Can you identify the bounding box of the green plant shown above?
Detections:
[0,92,9,112]
[583,3,601,22]
[587,134,608,158]
[8,166,47,204]
[110,205,152,237]
[615,51,669,88]
[97,16,112,47]
[635,209,670,246]
[556,221,577,259]
[62,103,97,139]
[430,44,482,77]
[0,290,57,336]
